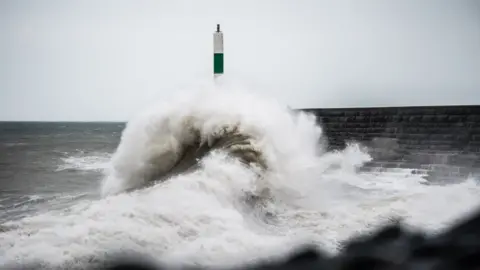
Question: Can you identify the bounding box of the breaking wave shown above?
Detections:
[101,79,325,199]
[1,79,480,269]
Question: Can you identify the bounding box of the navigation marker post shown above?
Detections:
[213,24,224,79]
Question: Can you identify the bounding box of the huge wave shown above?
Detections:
[1,79,480,269]
[101,79,325,200]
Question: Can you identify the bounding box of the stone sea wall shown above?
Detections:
[301,105,480,182]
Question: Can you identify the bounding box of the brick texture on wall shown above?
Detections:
[301,105,480,182]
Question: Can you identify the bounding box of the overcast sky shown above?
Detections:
[1,0,479,121]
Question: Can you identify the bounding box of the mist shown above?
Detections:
[1,0,479,121]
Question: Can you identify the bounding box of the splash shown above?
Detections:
[1,78,480,269]
[101,78,324,198]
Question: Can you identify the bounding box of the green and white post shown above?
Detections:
[213,24,224,79]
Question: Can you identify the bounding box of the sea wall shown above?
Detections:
[301,105,480,182]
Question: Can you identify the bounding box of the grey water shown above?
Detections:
[0,122,124,223]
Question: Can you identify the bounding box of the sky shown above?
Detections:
[1,0,480,121]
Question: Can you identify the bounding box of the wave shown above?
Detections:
[56,152,112,172]
[2,78,480,269]
[101,79,324,198]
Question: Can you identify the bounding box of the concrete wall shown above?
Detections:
[301,105,480,182]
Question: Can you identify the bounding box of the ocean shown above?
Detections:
[0,122,122,223]
[1,84,480,269]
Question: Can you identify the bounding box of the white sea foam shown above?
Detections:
[1,78,479,269]
[56,152,112,172]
